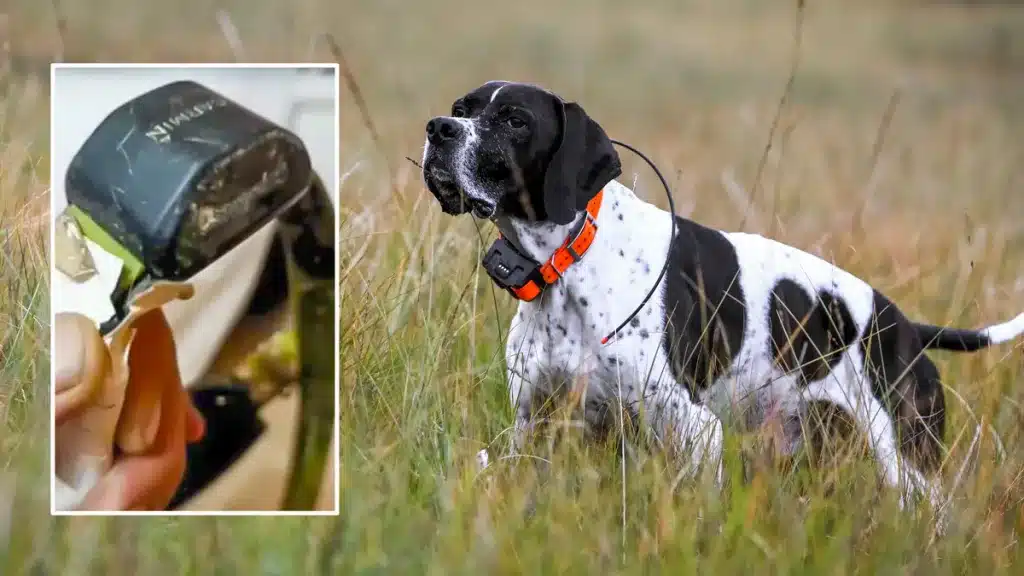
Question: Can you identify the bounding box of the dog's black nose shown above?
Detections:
[426,117,462,146]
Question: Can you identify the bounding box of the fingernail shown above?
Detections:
[187,402,206,443]
[55,318,86,392]
[141,404,162,447]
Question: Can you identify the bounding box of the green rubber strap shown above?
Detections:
[66,205,146,289]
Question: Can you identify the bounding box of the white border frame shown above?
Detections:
[49,62,341,517]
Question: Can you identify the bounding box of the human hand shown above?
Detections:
[54,309,205,510]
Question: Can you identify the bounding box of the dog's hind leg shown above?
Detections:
[800,373,941,512]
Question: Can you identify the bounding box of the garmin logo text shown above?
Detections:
[145,98,229,143]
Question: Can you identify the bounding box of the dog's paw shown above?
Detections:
[476,449,491,473]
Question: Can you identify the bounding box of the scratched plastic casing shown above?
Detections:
[64,80,313,281]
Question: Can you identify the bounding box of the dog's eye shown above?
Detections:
[452,105,467,118]
[506,116,527,129]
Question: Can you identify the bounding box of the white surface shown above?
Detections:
[51,65,339,387]
[51,237,122,324]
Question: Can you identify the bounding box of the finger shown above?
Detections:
[81,363,189,511]
[54,313,110,424]
[129,380,191,511]
[115,309,181,454]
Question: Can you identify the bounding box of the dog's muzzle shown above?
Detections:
[423,117,498,219]
[426,173,495,218]
[423,162,497,219]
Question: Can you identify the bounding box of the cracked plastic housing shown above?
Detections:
[64,80,313,281]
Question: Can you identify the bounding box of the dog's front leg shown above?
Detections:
[506,361,539,460]
[473,356,535,475]
[677,404,725,488]
[648,386,724,488]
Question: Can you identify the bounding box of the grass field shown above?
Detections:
[6,0,1024,573]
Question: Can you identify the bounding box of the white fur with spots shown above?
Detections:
[497,180,953,510]
[431,82,1022,524]
[499,181,723,483]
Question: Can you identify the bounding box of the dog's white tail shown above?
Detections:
[981,312,1024,345]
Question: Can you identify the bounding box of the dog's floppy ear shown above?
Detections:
[542,101,622,225]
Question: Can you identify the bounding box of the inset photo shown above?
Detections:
[49,64,339,515]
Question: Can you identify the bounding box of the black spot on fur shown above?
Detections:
[580,297,589,307]
[630,317,640,328]
[618,214,624,221]
[767,280,858,384]
[860,290,946,472]
[557,324,568,336]
[619,249,625,257]
[640,329,650,339]
[661,218,747,401]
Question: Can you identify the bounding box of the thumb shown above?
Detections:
[54,312,110,424]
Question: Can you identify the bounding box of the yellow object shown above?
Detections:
[66,205,146,289]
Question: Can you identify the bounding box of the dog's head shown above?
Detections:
[421,81,621,225]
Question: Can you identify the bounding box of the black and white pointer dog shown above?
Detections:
[421,80,1024,511]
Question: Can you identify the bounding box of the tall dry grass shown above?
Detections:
[338,1,1024,572]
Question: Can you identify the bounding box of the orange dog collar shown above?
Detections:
[482,190,604,302]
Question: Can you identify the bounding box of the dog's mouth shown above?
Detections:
[428,165,455,186]
[423,163,497,219]
[469,201,496,220]
[423,161,459,197]
[423,162,458,201]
